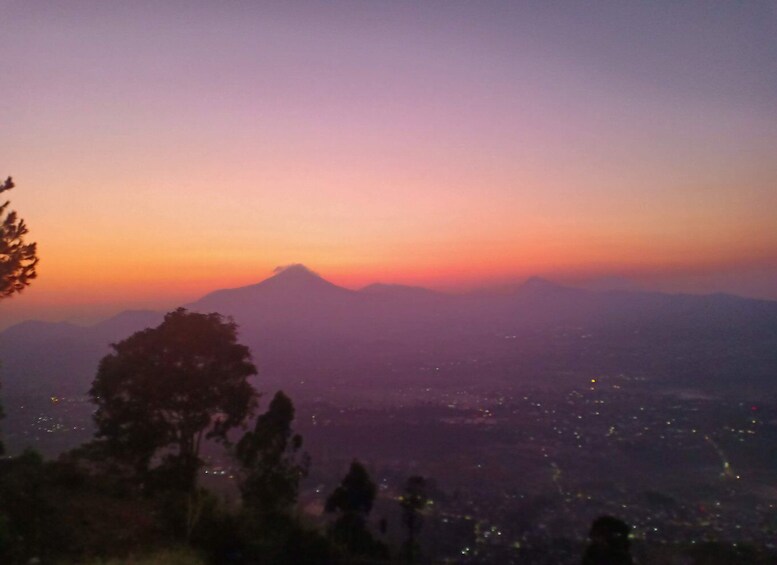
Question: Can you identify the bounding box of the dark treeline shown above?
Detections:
[0,309,399,564]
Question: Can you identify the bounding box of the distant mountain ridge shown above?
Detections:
[1,265,776,397]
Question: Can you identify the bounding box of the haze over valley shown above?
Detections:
[3,264,776,402]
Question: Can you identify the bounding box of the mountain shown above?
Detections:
[90,310,164,340]
[360,282,447,300]
[572,276,643,293]
[0,319,80,343]
[189,264,364,341]
[0,310,165,397]
[1,266,777,400]
[197,264,353,307]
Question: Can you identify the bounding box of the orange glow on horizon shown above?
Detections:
[24,243,777,304]
[2,3,776,330]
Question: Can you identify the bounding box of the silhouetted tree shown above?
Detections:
[326,460,377,520]
[89,308,258,489]
[236,390,310,518]
[0,176,38,456]
[0,177,38,299]
[400,475,430,562]
[211,393,333,564]
[326,460,388,559]
[582,515,633,565]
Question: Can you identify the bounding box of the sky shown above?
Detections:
[2,1,777,328]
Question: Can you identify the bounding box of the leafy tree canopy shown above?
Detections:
[89,308,258,488]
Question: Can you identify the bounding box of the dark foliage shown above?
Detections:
[326,460,389,560]
[582,515,633,565]
[0,451,163,564]
[228,513,337,565]
[0,175,38,455]
[236,390,310,518]
[326,460,377,518]
[0,176,38,299]
[399,475,430,562]
[89,308,258,489]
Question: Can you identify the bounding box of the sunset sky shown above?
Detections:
[2,1,776,328]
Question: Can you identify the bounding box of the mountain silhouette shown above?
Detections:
[189,264,362,342]
[1,266,776,399]
[196,264,353,307]
[359,283,450,307]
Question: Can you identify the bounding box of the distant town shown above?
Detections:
[5,367,776,563]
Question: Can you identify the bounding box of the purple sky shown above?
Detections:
[2,1,776,327]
